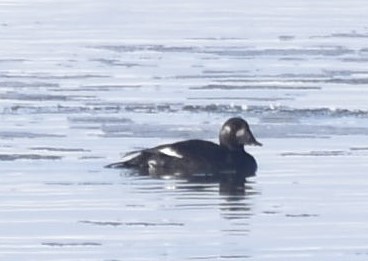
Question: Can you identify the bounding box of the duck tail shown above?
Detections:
[105,161,128,168]
[105,150,144,168]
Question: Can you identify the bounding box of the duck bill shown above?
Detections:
[242,130,262,146]
[249,137,262,146]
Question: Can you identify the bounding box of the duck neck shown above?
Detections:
[221,143,245,152]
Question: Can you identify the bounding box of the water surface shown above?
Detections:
[1,0,368,260]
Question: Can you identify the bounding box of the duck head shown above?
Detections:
[219,117,262,151]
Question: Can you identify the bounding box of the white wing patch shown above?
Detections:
[120,151,141,162]
[159,147,183,159]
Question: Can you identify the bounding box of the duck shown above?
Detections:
[106,117,262,182]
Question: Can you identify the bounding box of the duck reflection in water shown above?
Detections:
[106,117,262,195]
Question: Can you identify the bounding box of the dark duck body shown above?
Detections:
[106,117,262,182]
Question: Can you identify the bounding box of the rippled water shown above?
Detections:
[1,0,368,260]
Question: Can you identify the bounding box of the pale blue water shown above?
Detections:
[1,0,368,260]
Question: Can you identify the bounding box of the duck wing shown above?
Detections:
[105,139,222,170]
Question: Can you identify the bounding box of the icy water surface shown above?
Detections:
[1,0,368,260]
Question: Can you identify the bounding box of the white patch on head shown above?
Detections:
[221,125,232,135]
[236,128,246,138]
[120,151,141,162]
[159,147,183,158]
